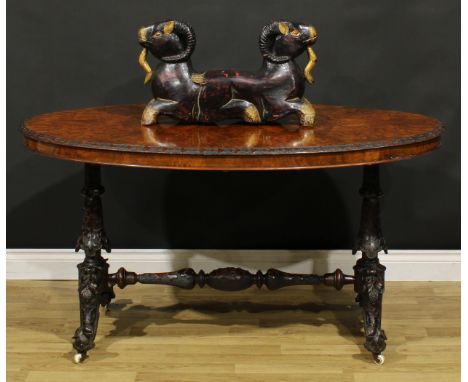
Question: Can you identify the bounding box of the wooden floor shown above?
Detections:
[7,281,460,382]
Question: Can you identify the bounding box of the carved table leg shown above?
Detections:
[72,164,113,363]
[353,165,388,364]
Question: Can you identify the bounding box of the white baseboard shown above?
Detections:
[5,249,460,281]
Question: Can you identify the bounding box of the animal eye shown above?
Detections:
[291,29,301,37]
[153,31,162,37]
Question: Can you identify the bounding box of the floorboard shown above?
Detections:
[6,281,460,382]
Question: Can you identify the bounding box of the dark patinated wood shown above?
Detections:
[22,104,441,170]
[72,164,115,361]
[108,267,354,291]
[137,20,318,127]
[353,165,387,364]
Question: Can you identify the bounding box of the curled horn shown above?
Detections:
[163,20,196,62]
[138,47,153,85]
[259,21,291,63]
[138,26,153,85]
[304,26,318,85]
[304,47,317,84]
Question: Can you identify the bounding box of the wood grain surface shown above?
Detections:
[7,280,460,382]
[22,104,442,170]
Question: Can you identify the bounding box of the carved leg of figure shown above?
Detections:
[297,98,315,127]
[72,164,113,363]
[353,165,388,364]
[220,99,262,123]
[141,98,179,125]
[271,98,315,127]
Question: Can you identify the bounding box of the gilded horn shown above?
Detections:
[304,46,317,84]
[304,26,318,85]
[138,48,153,85]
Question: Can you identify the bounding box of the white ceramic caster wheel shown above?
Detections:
[73,353,84,364]
[373,354,385,365]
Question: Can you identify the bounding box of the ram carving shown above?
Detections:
[138,20,318,127]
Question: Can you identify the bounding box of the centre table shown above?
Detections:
[22,104,441,364]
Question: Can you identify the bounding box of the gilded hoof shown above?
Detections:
[141,111,159,126]
[141,99,159,125]
[300,98,315,127]
[300,113,315,127]
[243,105,261,124]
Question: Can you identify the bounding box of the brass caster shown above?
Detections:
[73,352,85,364]
[373,353,385,365]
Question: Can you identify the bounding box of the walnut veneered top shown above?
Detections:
[22,104,441,170]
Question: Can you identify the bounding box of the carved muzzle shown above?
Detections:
[138,26,152,45]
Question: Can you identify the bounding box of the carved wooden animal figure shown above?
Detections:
[138,20,318,127]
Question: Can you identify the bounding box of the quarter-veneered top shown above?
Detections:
[22,104,441,170]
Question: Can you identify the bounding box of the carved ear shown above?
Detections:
[278,22,289,35]
[164,20,175,34]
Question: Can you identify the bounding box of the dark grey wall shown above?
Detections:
[7,0,460,249]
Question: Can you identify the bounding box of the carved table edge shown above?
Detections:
[20,123,442,156]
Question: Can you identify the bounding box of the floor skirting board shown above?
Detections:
[5,249,460,281]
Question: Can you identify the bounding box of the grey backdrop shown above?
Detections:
[7,0,460,249]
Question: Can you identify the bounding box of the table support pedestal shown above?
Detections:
[353,164,388,364]
[71,163,387,365]
[72,164,114,363]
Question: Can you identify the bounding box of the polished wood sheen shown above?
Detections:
[22,104,441,170]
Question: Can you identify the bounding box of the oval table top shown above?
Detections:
[22,104,441,170]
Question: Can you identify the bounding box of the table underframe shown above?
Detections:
[72,163,387,364]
